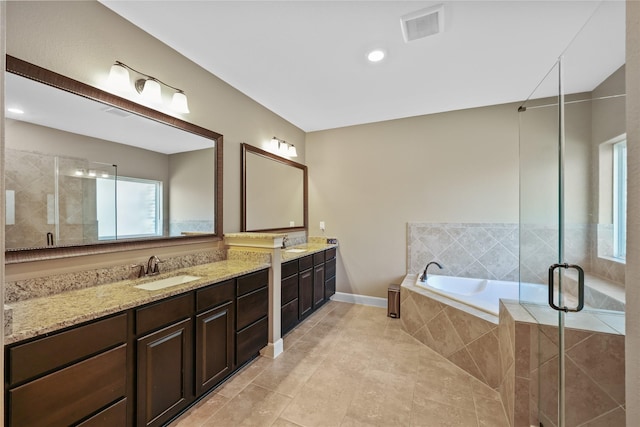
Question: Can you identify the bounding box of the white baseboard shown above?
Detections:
[331,292,387,308]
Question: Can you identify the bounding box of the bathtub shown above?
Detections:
[415,274,548,316]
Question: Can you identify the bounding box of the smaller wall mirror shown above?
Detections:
[242,143,307,232]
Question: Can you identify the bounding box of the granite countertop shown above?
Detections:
[5,259,270,345]
[281,243,338,261]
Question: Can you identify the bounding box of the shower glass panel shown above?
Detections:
[518,2,626,426]
[4,150,117,249]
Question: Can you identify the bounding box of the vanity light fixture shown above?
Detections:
[107,61,190,114]
[269,136,298,158]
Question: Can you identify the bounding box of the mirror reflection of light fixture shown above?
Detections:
[107,60,190,113]
[269,136,298,158]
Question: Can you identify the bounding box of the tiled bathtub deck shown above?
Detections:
[170,301,509,427]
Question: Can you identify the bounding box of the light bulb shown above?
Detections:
[171,91,190,113]
[108,63,131,91]
[140,79,162,104]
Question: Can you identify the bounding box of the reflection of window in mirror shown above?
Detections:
[97,176,163,240]
[598,135,626,262]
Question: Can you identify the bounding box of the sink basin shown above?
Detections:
[285,248,307,253]
[134,275,201,291]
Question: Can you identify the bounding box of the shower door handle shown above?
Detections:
[548,263,585,312]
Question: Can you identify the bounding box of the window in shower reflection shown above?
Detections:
[597,134,626,262]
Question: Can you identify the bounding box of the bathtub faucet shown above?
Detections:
[419,261,443,282]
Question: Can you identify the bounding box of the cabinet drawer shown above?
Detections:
[281,274,298,305]
[237,269,269,296]
[237,286,268,330]
[197,279,235,312]
[326,258,336,279]
[8,344,127,427]
[313,251,325,265]
[281,298,298,335]
[8,313,127,386]
[299,255,313,271]
[236,316,268,366]
[76,398,127,427]
[325,247,337,260]
[136,293,193,335]
[325,276,336,299]
[282,260,298,279]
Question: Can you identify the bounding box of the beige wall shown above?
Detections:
[626,1,640,422]
[169,148,215,224]
[306,103,520,298]
[5,0,305,277]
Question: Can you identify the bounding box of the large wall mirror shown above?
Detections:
[4,56,223,262]
[241,143,307,232]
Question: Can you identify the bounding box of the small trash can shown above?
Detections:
[388,284,401,318]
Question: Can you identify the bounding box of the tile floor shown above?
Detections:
[169,301,510,427]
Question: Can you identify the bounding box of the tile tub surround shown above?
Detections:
[400,274,503,389]
[4,259,269,345]
[5,248,226,303]
[402,275,625,426]
[499,301,626,427]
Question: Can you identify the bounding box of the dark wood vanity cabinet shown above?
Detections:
[4,267,272,426]
[5,314,128,427]
[298,255,314,321]
[236,269,269,366]
[281,260,300,335]
[313,251,326,309]
[195,279,235,396]
[325,247,337,299]
[281,248,337,336]
[136,294,194,427]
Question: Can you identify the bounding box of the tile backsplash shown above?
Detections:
[407,222,519,281]
[5,249,226,303]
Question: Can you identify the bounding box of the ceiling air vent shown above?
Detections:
[103,107,132,118]
[401,4,444,43]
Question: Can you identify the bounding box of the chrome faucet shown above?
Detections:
[419,261,443,282]
[146,255,163,276]
[281,236,289,249]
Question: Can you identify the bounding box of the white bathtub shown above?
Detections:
[415,275,548,316]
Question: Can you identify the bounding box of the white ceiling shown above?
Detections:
[100,0,626,132]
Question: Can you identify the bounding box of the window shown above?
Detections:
[96,176,163,240]
[613,140,626,260]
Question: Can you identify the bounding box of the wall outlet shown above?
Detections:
[320,221,325,231]
[289,221,295,227]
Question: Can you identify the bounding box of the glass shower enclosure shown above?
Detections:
[518,2,626,426]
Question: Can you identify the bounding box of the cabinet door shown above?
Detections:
[299,269,313,319]
[195,301,234,396]
[313,264,325,309]
[137,318,193,427]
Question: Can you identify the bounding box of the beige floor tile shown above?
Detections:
[216,356,272,399]
[271,418,305,427]
[342,368,414,426]
[279,365,360,427]
[168,393,229,427]
[411,399,479,427]
[201,384,291,427]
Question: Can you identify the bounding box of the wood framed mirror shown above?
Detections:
[241,143,307,232]
[5,55,223,263]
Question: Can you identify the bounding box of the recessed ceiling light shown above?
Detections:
[367,49,386,63]
[7,107,24,114]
